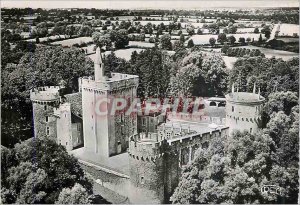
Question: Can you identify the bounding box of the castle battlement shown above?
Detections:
[166,128,227,146]
[226,92,265,104]
[128,133,167,162]
[128,127,229,161]
[81,73,139,92]
[30,86,61,102]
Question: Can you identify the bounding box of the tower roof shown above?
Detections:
[95,47,103,64]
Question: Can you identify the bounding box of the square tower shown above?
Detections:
[81,47,139,157]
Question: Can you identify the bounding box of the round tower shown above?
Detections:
[128,133,166,204]
[30,86,61,139]
[225,84,265,135]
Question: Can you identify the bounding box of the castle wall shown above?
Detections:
[128,128,229,203]
[55,103,73,151]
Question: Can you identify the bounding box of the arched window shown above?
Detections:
[209,101,217,106]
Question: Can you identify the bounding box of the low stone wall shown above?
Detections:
[79,161,130,198]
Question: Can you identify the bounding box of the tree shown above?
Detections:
[221,43,229,54]
[258,33,263,42]
[109,29,129,49]
[209,37,216,47]
[92,32,112,50]
[186,26,195,36]
[56,184,90,204]
[246,37,251,44]
[238,37,245,45]
[168,51,228,97]
[179,34,185,43]
[171,130,275,204]
[172,40,184,51]
[261,25,271,39]
[217,33,227,44]
[1,137,94,204]
[160,34,172,50]
[228,35,236,45]
[197,28,203,35]
[1,46,93,147]
[264,91,298,116]
[187,39,194,48]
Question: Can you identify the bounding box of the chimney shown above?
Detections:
[94,47,104,81]
[258,87,261,99]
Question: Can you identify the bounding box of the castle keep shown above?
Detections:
[30,47,265,203]
[80,47,139,157]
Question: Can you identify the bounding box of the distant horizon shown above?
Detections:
[2,0,299,10]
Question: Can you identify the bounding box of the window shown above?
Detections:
[46,116,48,122]
[65,114,67,118]
[250,128,252,133]
[77,124,81,131]
[92,115,93,119]
[46,127,50,135]
[140,176,144,185]
[232,106,235,112]
[66,142,68,145]
[44,105,47,110]
[209,101,217,106]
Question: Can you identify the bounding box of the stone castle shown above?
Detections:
[30,47,265,203]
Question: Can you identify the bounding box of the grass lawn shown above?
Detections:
[187,33,266,45]
[88,48,145,61]
[51,37,93,46]
[235,45,299,60]
[278,24,299,36]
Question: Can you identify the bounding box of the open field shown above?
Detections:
[186,33,266,45]
[26,35,66,42]
[219,27,262,33]
[276,37,299,43]
[138,20,172,26]
[278,23,299,36]
[51,37,93,46]
[88,48,145,61]
[236,45,299,60]
[128,41,155,48]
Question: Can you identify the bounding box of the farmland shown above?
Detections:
[51,37,93,46]
[278,23,299,36]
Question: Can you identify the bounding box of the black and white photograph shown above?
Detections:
[1,0,299,204]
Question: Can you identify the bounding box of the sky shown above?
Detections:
[1,0,299,9]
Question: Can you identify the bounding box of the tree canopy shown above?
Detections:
[1,137,93,204]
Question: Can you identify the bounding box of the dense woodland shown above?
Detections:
[1,7,299,204]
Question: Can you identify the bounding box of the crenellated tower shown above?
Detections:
[225,83,265,135]
[30,86,62,139]
[128,133,167,204]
